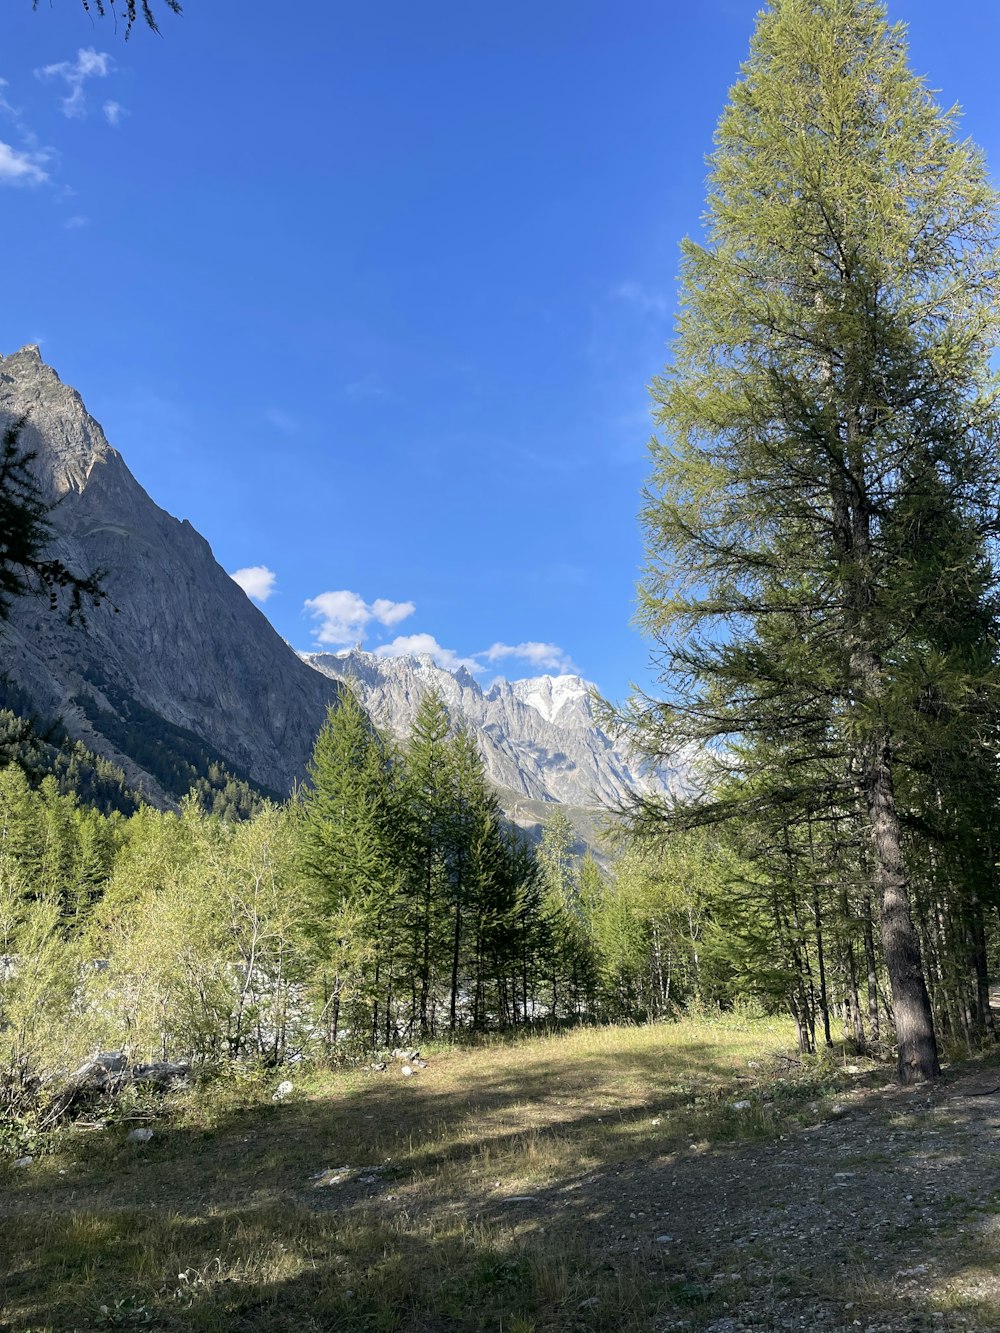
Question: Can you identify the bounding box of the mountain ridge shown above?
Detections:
[303,648,680,811]
[0,345,341,802]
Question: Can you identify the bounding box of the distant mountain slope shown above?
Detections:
[0,346,340,802]
[304,648,683,810]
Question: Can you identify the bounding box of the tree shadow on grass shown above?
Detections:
[5,1046,1000,1331]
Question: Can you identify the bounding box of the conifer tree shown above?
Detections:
[297,689,401,1045]
[401,689,453,1038]
[628,0,1000,1082]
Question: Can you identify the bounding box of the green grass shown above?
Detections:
[0,1014,858,1332]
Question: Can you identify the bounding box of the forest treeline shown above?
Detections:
[2,663,995,1113]
[0,688,607,1111]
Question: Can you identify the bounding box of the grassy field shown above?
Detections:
[0,1015,880,1332]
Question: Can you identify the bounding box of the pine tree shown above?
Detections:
[629,0,1000,1082]
[297,689,400,1048]
[401,690,453,1038]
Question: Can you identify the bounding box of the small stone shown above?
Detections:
[401,1065,414,1077]
[13,1155,33,1168]
[830,1103,847,1116]
[95,1050,127,1073]
[370,1062,387,1072]
[501,1195,540,1203]
[655,1234,673,1244]
[732,1100,752,1111]
[272,1080,294,1101]
[127,1128,153,1144]
[313,1166,351,1187]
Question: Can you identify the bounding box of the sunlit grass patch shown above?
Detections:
[2,1012,855,1332]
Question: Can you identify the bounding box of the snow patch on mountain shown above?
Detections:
[303,648,683,811]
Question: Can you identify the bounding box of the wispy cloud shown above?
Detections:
[37,48,113,119]
[613,281,670,318]
[0,140,48,186]
[375,633,481,674]
[231,565,277,604]
[0,79,17,118]
[63,214,88,228]
[103,100,126,128]
[481,641,578,673]
[343,372,390,402]
[304,589,415,647]
[265,407,299,433]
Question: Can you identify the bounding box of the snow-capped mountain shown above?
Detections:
[304,649,681,810]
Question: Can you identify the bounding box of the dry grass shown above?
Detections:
[0,1013,854,1332]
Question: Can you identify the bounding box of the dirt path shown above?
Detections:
[513,1066,1000,1331]
[322,1061,1000,1331]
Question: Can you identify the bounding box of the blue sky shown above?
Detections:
[2,2,1000,699]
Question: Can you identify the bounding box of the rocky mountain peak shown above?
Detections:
[0,345,109,499]
[304,648,680,810]
[0,349,340,801]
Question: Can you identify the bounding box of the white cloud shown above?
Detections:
[37,48,113,119]
[103,100,126,127]
[481,641,578,673]
[613,281,670,318]
[64,213,88,228]
[0,140,48,185]
[231,565,277,603]
[0,79,17,118]
[370,598,414,628]
[304,589,415,647]
[376,634,482,674]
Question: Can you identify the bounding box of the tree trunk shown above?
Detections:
[865,737,940,1082]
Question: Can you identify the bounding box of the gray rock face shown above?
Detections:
[0,345,339,799]
[303,649,682,810]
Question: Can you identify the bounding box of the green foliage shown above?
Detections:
[622,0,1000,1076]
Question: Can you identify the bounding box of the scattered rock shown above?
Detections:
[732,1100,752,1111]
[272,1080,294,1101]
[500,1195,540,1204]
[94,1050,126,1074]
[13,1156,33,1168]
[410,1057,429,1069]
[126,1127,154,1144]
[63,1059,113,1095]
[369,1062,387,1072]
[132,1061,189,1088]
[313,1166,351,1187]
[401,1065,414,1077]
[655,1234,674,1244]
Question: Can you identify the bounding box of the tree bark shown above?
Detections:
[864,736,940,1083]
